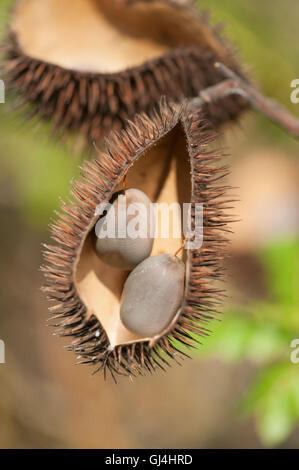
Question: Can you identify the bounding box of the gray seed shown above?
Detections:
[94,188,154,270]
[120,254,185,337]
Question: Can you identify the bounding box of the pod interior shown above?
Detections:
[75,124,191,347]
[12,0,236,73]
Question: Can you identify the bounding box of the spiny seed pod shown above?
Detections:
[4,0,248,145]
[120,254,185,337]
[42,98,234,380]
[94,188,154,270]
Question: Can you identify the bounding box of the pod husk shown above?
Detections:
[42,98,234,379]
[4,0,248,144]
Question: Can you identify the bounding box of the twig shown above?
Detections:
[189,62,299,138]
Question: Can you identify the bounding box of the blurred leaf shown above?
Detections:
[241,363,299,446]
[245,325,287,363]
[0,114,82,228]
[197,312,288,364]
[260,239,299,308]
[197,315,254,361]
[257,392,297,447]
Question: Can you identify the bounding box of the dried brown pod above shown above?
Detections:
[4,0,248,145]
[42,99,234,380]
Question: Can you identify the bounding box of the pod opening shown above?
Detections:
[74,124,191,347]
[11,0,236,74]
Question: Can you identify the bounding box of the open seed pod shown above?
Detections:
[42,98,234,379]
[4,0,248,145]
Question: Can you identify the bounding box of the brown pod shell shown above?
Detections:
[42,98,234,380]
[94,188,154,270]
[4,0,248,145]
[120,254,185,337]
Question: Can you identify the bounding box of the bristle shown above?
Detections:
[4,34,247,145]
[41,98,234,379]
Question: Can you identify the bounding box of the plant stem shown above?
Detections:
[189,62,299,138]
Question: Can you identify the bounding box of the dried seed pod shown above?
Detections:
[94,188,154,270]
[4,0,248,144]
[120,254,185,337]
[42,99,234,379]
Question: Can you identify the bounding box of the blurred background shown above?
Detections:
[0,0,299,449]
